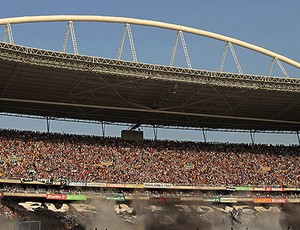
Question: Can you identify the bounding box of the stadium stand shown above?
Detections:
[0,128,300,230]
[0,129,299,187]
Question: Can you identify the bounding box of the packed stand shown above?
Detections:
[0,129,299,187]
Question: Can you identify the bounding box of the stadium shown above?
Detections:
[0,15,300,230]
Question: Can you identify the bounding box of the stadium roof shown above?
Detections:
[1,42,300,132]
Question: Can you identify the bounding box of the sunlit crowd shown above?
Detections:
[0,129,299,187]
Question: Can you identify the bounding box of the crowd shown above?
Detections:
[0,129,299,187]
[0,204,18,220]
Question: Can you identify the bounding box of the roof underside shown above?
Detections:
[0,42,300,132]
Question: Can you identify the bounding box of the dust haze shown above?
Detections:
[1,197,300,230]
[81,196,300,230]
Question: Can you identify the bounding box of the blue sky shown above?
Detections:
[0,0,300,144]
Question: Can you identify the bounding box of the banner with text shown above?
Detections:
[235,186,253,191]
[219,198,237,203]
[105,193,125,201]
[68,182,87,187]
[253,198,286,203]
[86,182,106,187]
[252,187,285,192]
[46,194,67,200]
[66,194,87,201]
[203,197,220,202]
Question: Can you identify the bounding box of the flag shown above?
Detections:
[184,163,194,169]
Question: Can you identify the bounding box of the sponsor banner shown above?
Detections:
[172,185,198,189]
[162,183,173,188]
[271,188,286,191]
[237,197,253,202]
[252,187,285,191]
[287,198,300,203]
[66,195,87,201]
[271,198,287,203]
[125,184,144,189]
[253,187,268,191]
[20,178,34,183]
[226,187,236,191]
[219,198,237,203]
[38,178,54,185]
[284,188,297,191]
[86,182,107,187]
[105,193,125,201]
[235,186,253,191]
[253,198,286,204]
[106,183,127,188]
[144,183,162,188]
[297,188,300,191]
[203,197,220,202]
[181,197,203,201]
[143,183,173,188]
[68,182,87,187]
[200,186,226,190]
[46,194,67,200]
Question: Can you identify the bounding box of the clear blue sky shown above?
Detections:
[0,0,300,144]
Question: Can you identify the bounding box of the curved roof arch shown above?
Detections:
[0,15,299,69]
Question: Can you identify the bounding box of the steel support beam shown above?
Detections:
[0,15,298,69]
[2,23,14,44]
[1,42,298,93]
[219,42,229,72]
[62,21,78,55]
[202,128,208,142]
[117,24,127,60]
[46,116,51,133]
[275,58,289,78]
[228,42,243,74]
[126,23,137,62]
[250,130,256,144]
[153,125,158,140]
[101,121,105,137]
[170,31,192,68]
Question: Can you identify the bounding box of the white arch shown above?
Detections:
[0,15,299,69]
